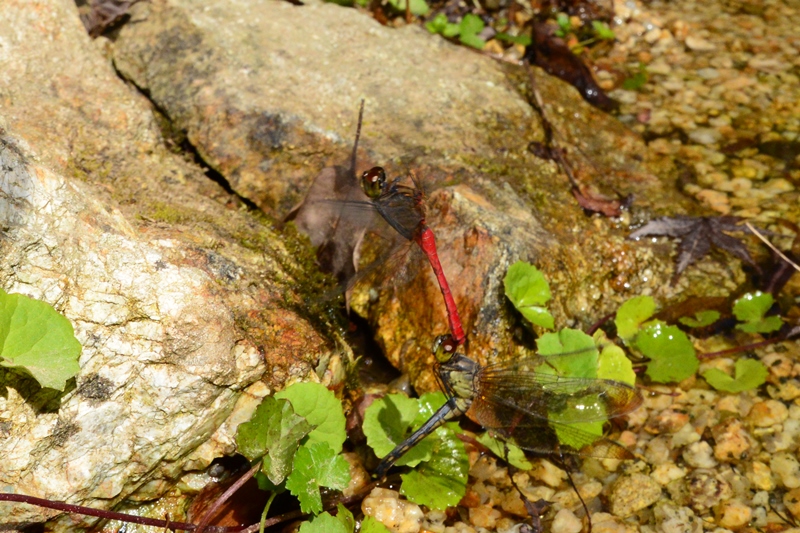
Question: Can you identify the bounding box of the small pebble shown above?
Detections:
[746,460,775,491]
[551,508,583,533]
[685,35,716,51]
[716,499,752,529]
[784,488,800,519]
[683,441,718,469]
[608,473,663,517]
[468,505,501,529]
[771,453,800,489]
[362,488,424,533]
[688,127,722,145]
[711,417,752,462]
[747,399,789,427]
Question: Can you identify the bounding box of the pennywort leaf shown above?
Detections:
[615,295,656,341]
[637,321,698,383]
[504,261,555,329]
[679,310,721,328]
[702,358,768,393]
[236,395,312,485]
[275,382,346,451]
[399,420,468,510]
[0,289,82,391]
[733,291,782,333]
[476,432,532,470]
[297,508,350,533]
[363,393,434,467]
[537,328,597,378]
[364,391,468,509]
[459,14,486,49]
[285,442,350,514]
[361,516,393,533]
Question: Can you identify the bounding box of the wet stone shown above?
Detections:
[746,460,775,492]
[784,488,800,520]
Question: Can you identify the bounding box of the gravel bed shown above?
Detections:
[360,0,800,531]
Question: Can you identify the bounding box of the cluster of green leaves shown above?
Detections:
[622,62,649,91]
[0,289,82,391]
[554,13,615,51]
[425,13,487,49]
[236,383,356,517]
[537,328,636,447]
[732,291,782,333]
[504,262,771,392]
[425,13,531,50]
[362,392,469,510]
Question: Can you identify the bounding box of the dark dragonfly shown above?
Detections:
[374,334,643,477]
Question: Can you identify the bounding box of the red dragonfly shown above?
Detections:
[289,102,466,345]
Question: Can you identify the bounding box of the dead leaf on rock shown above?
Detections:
[629,216,759,282]
[79,0,144,38]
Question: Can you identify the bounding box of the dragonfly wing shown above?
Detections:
[375,180,424,241]
[467,363,642,458]
[475,362,643,423]
[469,392,636,459]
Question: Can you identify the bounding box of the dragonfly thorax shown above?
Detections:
[439,353,479,401]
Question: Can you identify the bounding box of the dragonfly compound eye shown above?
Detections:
[432,334,457,363]
[361,166,386,199]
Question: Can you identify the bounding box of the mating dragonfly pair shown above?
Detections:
[303,101,643,478]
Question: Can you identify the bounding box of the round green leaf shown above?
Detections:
[637,322,698,383]
[504,261,554,329]
[615,295,656,341]
[0,289,82,391]
[702,358,768,393]
[275,382,346,451]
[536,328,597,378]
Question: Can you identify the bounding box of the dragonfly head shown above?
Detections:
[361,166,387,199]
[432,334,458,363]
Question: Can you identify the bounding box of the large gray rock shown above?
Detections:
[110,0,723,392]
[0,0,337,529]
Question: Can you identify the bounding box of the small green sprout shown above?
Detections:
[622,63,648,90]
[386,0,429,16]
[554,13,572,37]
[702,358,768,393]
[504,261,555,329]
[426,13,487,49]
[591,20,616,40]
[679,310,721,328]
[733,291,782,334]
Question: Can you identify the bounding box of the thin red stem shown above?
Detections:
[0,493,242,532]
[195,462,260,533]
[416,227,466,344]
